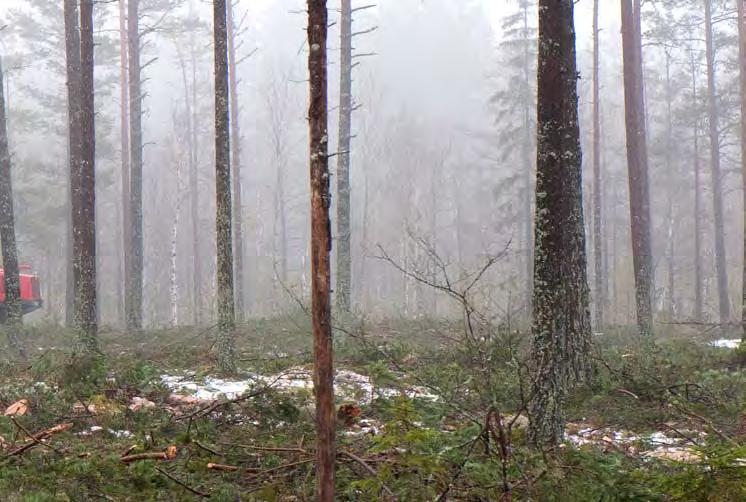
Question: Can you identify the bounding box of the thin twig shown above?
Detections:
[155,466,210,498]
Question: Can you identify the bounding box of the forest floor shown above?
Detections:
[0,314,744,501]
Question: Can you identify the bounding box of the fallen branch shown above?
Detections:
[339,450,397,500]
[8,422,72,456]
[121,452,168,463]
[207,462,239,472]
[155,466,210,498]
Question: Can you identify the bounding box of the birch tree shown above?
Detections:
[527,0,591,446]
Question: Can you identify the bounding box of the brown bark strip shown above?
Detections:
[620,0,653,337]
[307,1,335,500]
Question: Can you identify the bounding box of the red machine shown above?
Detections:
[0,265,43,320]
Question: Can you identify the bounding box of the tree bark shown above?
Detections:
[64,1,82,331]
[127,0,144,332]
[119,0,130,329]
[227,0,245,321]
[621,0,654,337]
[704,0,730,322]
[738,0,746,340]
[187,26,202,326]
[664,50,676,317]
[0,57,26,358]
[307,1,335,498]
[335,0,353,313]
[528,0,591,447]
[213,0,236,373]
[690,50,703,322]
[592,0,603,329]
[73,0,98,351]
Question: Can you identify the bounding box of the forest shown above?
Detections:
[0,0,745,500]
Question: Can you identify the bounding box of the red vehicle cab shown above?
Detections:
[0,265,43,320]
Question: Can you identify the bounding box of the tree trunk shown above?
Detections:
[521,2,534,313]
[119,0,130,329]
[592,0,603,329]
[64,1,82,331]
[0,57,26,358]
[226,0,245,322]
[690,50,703,322]
[72,0,98,351]
[528,0,591,447]
[307,1,335,499]
[127,0,144,332]
[664,50,676,317]
[621,0,653,337]
[214,0,236,373]
[738,0,746,340]
[188,27,202,326]
[335,0,353,313]
[704,0,730,322]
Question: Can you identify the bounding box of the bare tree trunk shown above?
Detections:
[226,0,245,321]
[72,0,98,351]
[690,50,704,322]
[336,0,353,313]
[64,1,82,331]
[127,0,144,332]
[187,27,202,326]
[528,0,591,447]
[521,2,533,313]
[704,0,730,322]
[592,0,603,329]
[214,0,236,373]
[274,163,288,287]
[621,0,653,337]
[0,57,26,358]
[664,50,676,317]
[119,0,130,329]
[738,0,746,339]
[307,1,335,498]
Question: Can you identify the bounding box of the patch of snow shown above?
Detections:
[709,339,741,349]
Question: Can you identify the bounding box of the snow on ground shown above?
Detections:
[709,339,741,349]
[564,423,705,462]
[161,366,440,404]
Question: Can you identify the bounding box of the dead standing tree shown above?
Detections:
[308,0,335,499]
[0,57,26,358]
[213,0,236,373]
[527,0,591,446]
[335,0,376,313]
[621,0,653,338]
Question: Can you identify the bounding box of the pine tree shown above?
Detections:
[528,0,591,446]
[0,56,26,358]
[621,0,654,337]
[213,0,236,372]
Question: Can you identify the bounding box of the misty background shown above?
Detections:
[0,0,737,329]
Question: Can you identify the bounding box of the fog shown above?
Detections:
[0,0,741,329]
